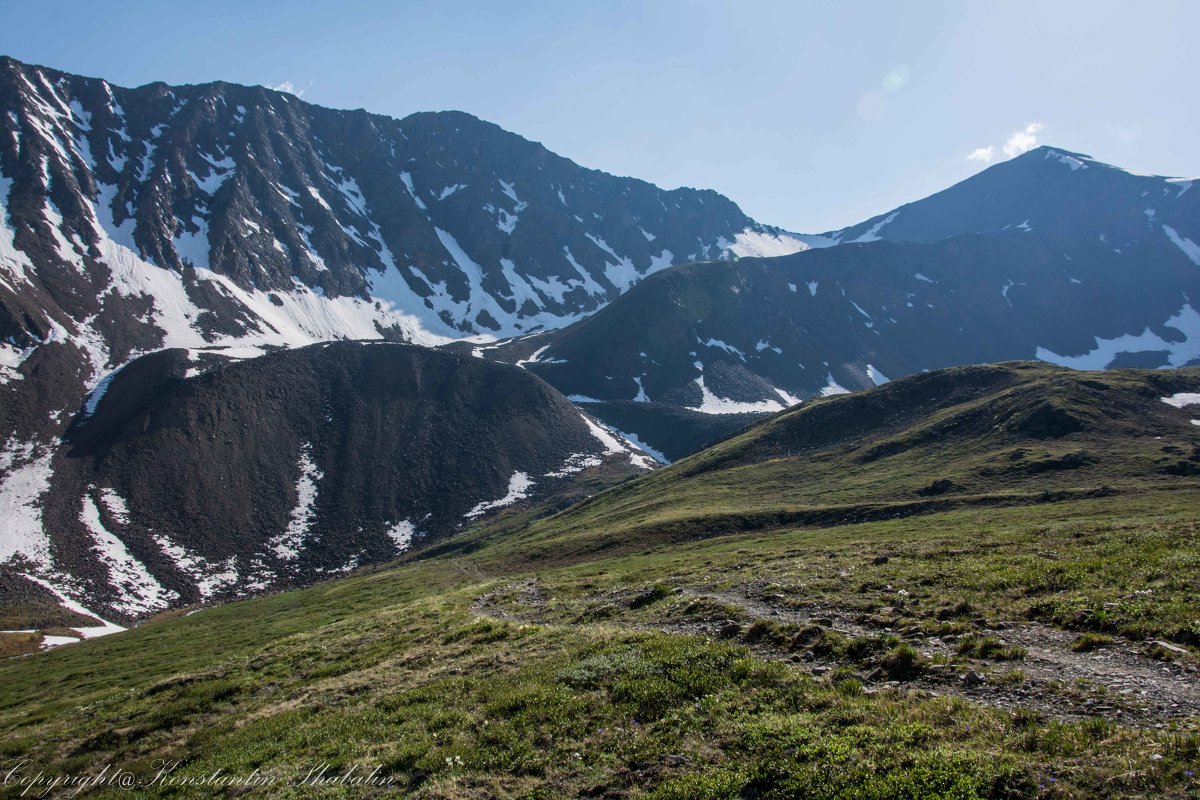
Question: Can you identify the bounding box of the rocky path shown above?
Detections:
[472,579,1200,728]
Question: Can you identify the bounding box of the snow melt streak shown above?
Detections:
[270,445,323,560]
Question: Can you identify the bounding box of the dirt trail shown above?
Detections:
[687,587,1200,726]
[472,580,1200,728]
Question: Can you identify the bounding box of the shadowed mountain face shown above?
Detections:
[484,148,1200,457]
[1,341,652,624]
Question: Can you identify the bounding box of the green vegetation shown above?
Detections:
[1070,633,1116,653]
[2,363,1199,797]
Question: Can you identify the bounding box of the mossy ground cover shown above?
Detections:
[2,492,1198,798]
[3,365,1199,797]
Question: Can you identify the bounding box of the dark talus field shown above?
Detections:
[0,51,791,457]
[1,341,651,629]
[1,364,1198,798]
[4,52,778,624]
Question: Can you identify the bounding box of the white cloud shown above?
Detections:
[967,146,995,163]
[966,122,1046,165]
[1003,122,1045,158]
[268,80,310,97]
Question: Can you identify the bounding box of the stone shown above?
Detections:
[961,670,986,687]
[717,622,743,639]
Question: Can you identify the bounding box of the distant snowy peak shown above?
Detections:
[817,144,1199,249]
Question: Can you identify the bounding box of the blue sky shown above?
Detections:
[1,0,1195,231]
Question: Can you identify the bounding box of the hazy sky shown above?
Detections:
[1,0,1195,231]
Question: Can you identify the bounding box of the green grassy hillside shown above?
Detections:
[2,363,1199,798]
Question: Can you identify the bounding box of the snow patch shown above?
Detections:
[633,375,650,402]
[80,492,177,615]
[1036,304,1200,370]
[866,365,890,386]
[465,472,532,518]
[849,212,898,243]
[386,521,416,552]
[688,363,786,414]
[269,445,323,560]
[820,372,851,397]
[154,534,239,599]
[724,228,811,259]
[0,440,54,568]
[581,415,658,469]
[20,573,125,638]
[1045,150,1088,170]
[545,453,604,478]
[1163,226,1200,266]
[1161,393,1200,409]
[400,172,426,210]
[701,337,746,360]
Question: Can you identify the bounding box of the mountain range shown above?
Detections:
[491,147,1200,456]
[1,54,1197,628]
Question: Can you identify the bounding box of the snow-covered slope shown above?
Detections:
[1,55,739,629]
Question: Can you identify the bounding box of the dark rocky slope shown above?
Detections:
[2,342,651,625]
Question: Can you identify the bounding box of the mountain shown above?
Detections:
[0,55,804,453]
[822,146,1198,248]
[492,148,1200,457]
[4,362,1198,798]
[1,341,652,631]
[0,55,806,624]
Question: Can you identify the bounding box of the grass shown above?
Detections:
[1070,633,1116,653]
[956,635,1028,662]
[2,363,1200,797]
[1,494,1196,797]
